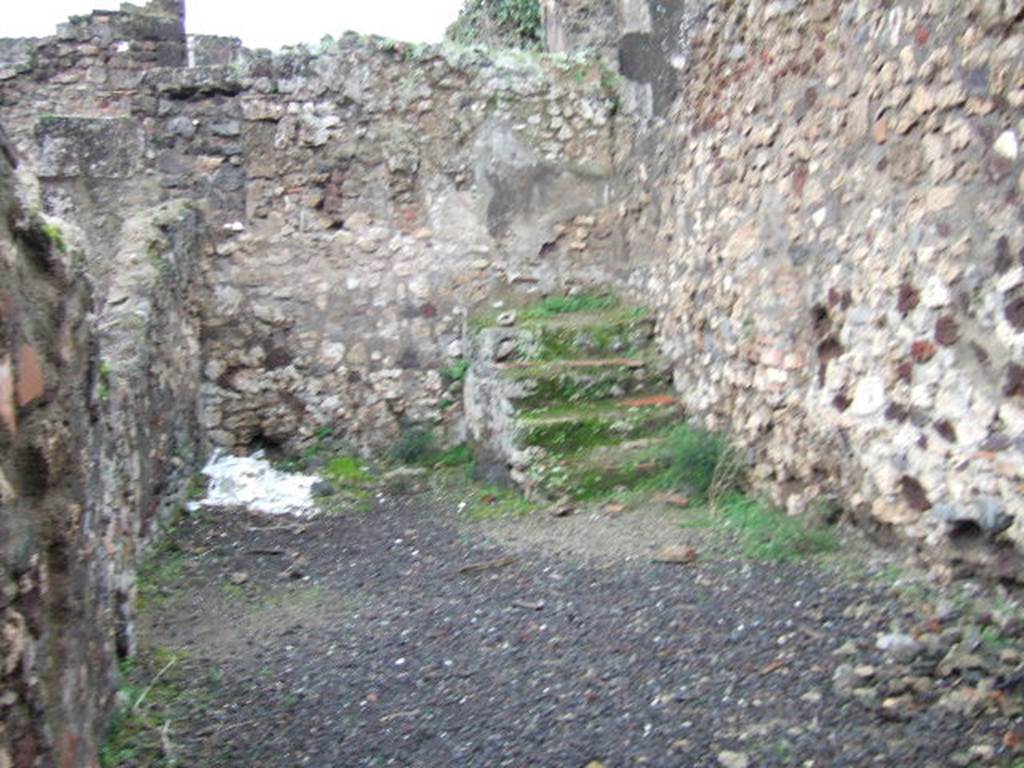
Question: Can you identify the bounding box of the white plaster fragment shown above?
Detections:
[849,376,886,416]
[197,451,319,518]
[994,130,1019,161]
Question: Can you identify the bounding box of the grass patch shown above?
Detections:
[101,649,193,768]
[389,427,437,465]
[535,456,669,502]
[716,493,840,562]
[467,297,644,334]
[520,292,619,320]
[434,443,474,468]
[309,450,376,514]
[136,532,189,611]
[520,416,613,455]
[653,425,738,500]
[273,428,362,475]
[325,455,369,484]
[462,484,536,521]
[389,427,474,469]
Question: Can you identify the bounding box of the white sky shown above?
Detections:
[6,0,466,48]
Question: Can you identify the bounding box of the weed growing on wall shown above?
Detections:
[658,425,735,501]
[653,426,838,561]
[441,358,470,383]
[389,426,474,469]
[446,0,543,50]
[40,221,67,252]
[389,427,437,464]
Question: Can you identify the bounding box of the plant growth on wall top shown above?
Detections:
[446,0,543,50]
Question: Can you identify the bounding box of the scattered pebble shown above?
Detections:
[652,545,699,565]
[717,750,750,768]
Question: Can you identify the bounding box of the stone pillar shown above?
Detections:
[541,0,569,53]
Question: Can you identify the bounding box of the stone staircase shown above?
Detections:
[464,295,683,502]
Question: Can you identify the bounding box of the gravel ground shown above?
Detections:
[133,490,1017,767]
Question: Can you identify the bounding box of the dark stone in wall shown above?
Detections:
[617,0,690,116]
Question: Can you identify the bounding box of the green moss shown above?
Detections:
[527,313,654,361]
[441,359,470,383]
[314,455,376,512]
[388,426,474,471]
[468,301,653,362]
[325,455,369,484]
[980,625,1011,649]
[507,358,670,408]
[519,399,678,455]
[40,222,67,253]
[520,417,612,454]
[599,62,623,114]
[98,359,113,403]
[556,464,657,500]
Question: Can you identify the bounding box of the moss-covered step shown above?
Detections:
[501,357,673,409]
[477,308,656,363]
[468,292,623,331]
[516,394,681,455]
[524,437,672,501]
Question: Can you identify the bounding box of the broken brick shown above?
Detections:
[935,315,959,346]
[910,339,937,363]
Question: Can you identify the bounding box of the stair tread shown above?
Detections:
[500,356,648,371]
[517,309,653,328]
[521,394,680,424]
[530,437,669,472]
[529,436,672,500]
[573,437,668,468]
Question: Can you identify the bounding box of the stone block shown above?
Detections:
[0,354,15,435]
[15,345,43,407]
[34,117,143,179]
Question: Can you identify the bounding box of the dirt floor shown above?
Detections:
[122,485,1024,768]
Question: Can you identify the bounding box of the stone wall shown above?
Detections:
[1,138,101,768]
[0,131,202,768]
[3,0,1024,760]
[610,0,1024,576]
[2,4,622,454]
[190,42,621,452]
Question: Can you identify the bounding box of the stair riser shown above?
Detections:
[509,366,673,409]
[474,318,657,364]
[517,408,680,454]
[523,319,656,361]
[528,458,670,501]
